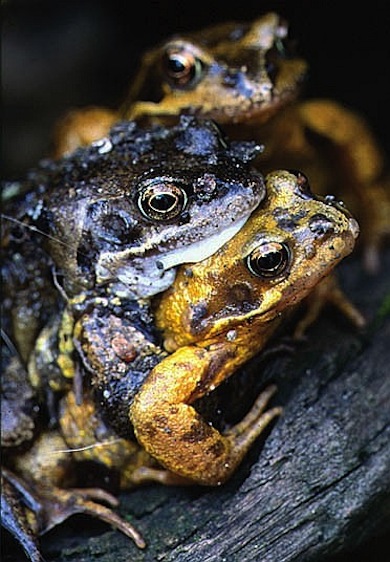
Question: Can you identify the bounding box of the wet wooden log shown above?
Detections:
[5,251,384,562]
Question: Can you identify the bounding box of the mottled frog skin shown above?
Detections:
[131,170,360,483]
[54,12,389,271]
[1,117,266,561]
[2,170,358,561]
[2,115,264,390]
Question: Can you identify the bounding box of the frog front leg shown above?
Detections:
[130,343,281,486]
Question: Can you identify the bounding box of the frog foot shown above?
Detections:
[223,384,283,457]
[132,386,283,488]
[360,179,390,274]
[293,273,366,340]
[2,467,145,562]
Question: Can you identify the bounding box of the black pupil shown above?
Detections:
[246,242,289,278]
[257,250,282,271]
[150,193,176,212]
[169,56,186,74]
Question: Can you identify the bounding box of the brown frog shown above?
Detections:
[2,116,264,374]
[2,116,266,561]
[54,12,389,272]
[4,170,359,561]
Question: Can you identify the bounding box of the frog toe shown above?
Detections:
[225,384,282,448]
[2,468,146,560]
[37,485,146,549]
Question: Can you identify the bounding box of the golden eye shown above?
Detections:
[162,47,203,88]
[245,241,290,278]
[137,179,189,221]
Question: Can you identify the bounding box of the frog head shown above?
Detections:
[123,12,307,125]
[25,116,265,298]
[156,170,359,350]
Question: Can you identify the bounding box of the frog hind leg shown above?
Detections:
[299,100,390,273]
[359,178,390,273]
[2,468,45,562]
[36,485,146,548]
[130,344,282,486]
[2,467,146,560]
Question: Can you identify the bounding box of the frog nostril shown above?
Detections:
[222,70,241,88]
[309,214,335,237]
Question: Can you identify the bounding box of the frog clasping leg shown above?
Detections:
[130,343,282,486]
[2,436,146,562]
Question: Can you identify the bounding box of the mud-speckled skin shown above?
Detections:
[2,115,264,398]
[1,116,266,561]
[54,12,389,271]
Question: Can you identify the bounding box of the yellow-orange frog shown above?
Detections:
[5,170,359,558]
[54,12,389,272]
[130,170,360,484]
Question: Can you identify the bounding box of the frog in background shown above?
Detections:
[53,11,389,273]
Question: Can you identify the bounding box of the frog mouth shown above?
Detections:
[100,210,256,299]
[156,212,250,271]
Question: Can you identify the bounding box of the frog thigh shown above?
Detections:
[52,106,118,157]
[130,344,281,486]
[298,99,384,182]
[299,99,390,271]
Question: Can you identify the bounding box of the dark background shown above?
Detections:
[2,2,389,561]
[2,0,390,180]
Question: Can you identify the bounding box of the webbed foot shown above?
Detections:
[2,466,145,562]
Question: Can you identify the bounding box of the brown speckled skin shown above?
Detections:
[1,117,266,561]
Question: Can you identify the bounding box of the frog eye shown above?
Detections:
[137,179,189,221]
[245,241,290,278]
[162,46,203,88]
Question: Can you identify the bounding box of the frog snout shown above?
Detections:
[348,218,360,239]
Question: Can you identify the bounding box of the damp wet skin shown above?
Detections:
[1,169,359,560]
[1,116,266,561]
[130,170,360,484]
